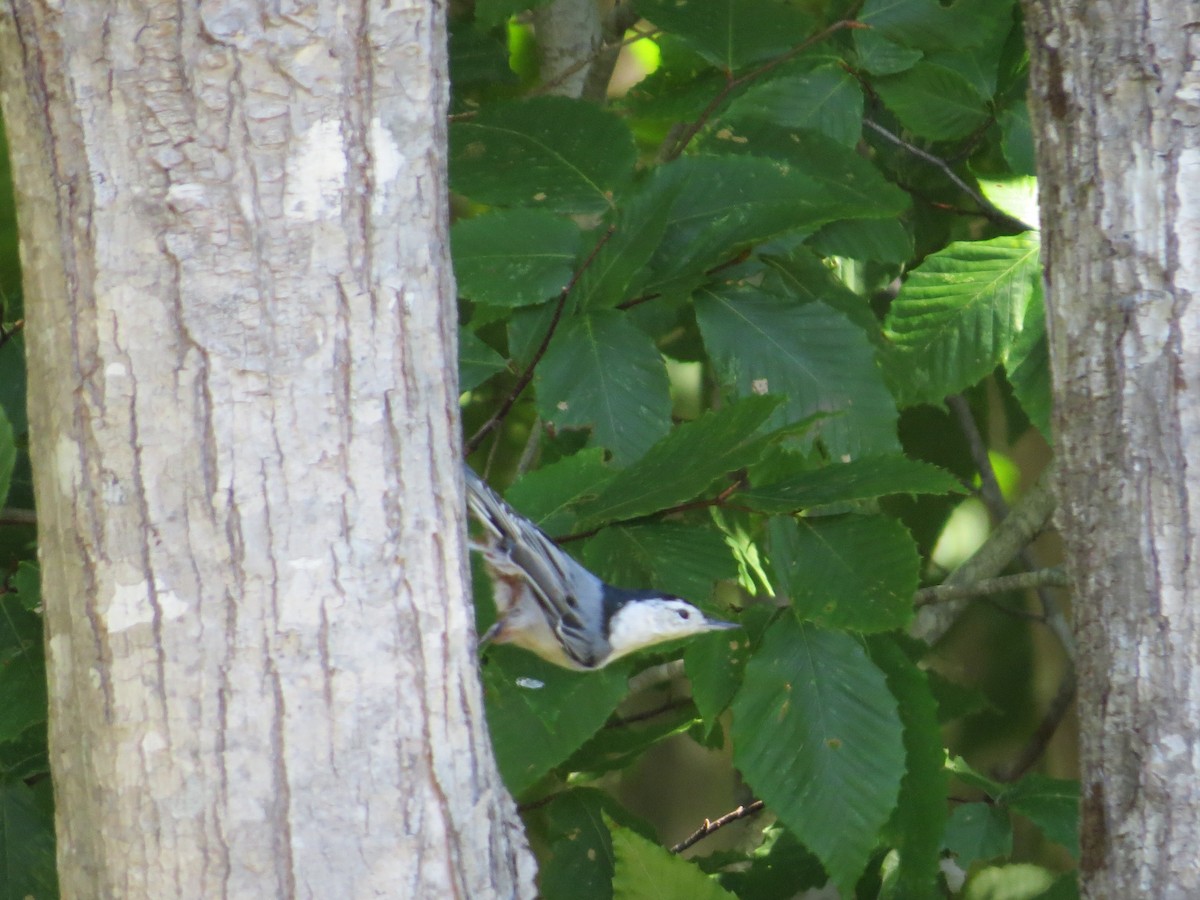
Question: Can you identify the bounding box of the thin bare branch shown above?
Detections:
[464,226,617,457]
[671,800,766,854]
[914,568,1071,607]
[864,119,1034,233]
[996,660,1077,782]
[0,508,36,527]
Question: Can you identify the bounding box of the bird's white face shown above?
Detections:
[606,597,738,663]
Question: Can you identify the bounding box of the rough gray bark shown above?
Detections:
[0,1,535,896]
[1023,3,1200,896]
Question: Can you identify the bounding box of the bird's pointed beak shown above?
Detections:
[706,617,740,630]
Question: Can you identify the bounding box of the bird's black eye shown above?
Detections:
[677,609,690,620]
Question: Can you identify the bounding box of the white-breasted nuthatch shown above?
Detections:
[465,464,738,670]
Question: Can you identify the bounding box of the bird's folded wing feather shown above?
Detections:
[463,466,607,666]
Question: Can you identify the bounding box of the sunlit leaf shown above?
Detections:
[732,618,905,895]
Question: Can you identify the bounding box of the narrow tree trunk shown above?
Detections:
[0,1,534,895]
[1024,3,1200,896]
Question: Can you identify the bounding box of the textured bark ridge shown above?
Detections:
[1024,2,1200,896]
[0,2,535,896]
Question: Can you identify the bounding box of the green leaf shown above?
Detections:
[725,66,864,146]
[760,250,886,344]
[741,455,964,512]
[946,754,1003,795]
[574,178,685,310]
[0,721,48,783]
[700,130,910,223]
[696,282,900,457]
[0,780,57,898]
[685,620,752,729]
[732,618,906,895]
[853,28,923,76]
[883,232,1041,406]
[458,327,508,392]
[450,97,636,212]
[540,789,656,900]
[1000,102,1037,175]
[1036,873,1080,900]
[942,802,1012,869]
[632,0,817,70]
[583,523,738,602]
[0,336,27,440]
[965,864,1057,899]
[868,636,948,900]
[1004,270,1051,439]
[505,448,615,535]
[807,218,915,265]
[0,405,13,509]
[574,395,782,528]
[639,155,901,299]
[873,63,990,141]
[716,825,828,898]
[610,816,737,900]
[9,562,38,614]
[482,646,631,796]
[534,311,672,465]
[768,515,919,633]
[860,0,1010,53]
[452,210,581,307]
[0,595,45,744]
[1002,774,1079,859]
[448,22,518,86]
[566,701,700,777]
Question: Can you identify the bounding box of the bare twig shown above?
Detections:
[0,319,24,353]
[606,697,695,728]
[995,660,1077,783]
[911,466,1058,645]
[947,395,1007,519]
[914,568,1071,607]
[464,226,616,457]
[863,119,1034,233]
[945,395,1073,657]
[671,800,766,854]
[0,508,36,527]
[661,18,864,162]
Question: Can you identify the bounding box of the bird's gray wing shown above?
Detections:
[464,465,608,667]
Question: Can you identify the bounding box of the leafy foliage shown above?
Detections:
[0,0,1073,894]
[452,0,1072,895]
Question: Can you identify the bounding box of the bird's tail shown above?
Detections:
[462,464,520,546]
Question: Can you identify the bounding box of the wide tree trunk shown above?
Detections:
[0,1,534,895]
[1024,3,1200,896]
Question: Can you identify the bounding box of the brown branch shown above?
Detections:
[945,395,1073,658]
[606,697,695,727]
[0,319,24,353]
[863,119,1034,233]
[995,660,1077,782]
[0,508,36,527]
[660,18,865,162]
[670,800,766,854]
[464,225,617,457]
[914,568,1071,607]
[911,465,1058,645]
[947,394,1006,519]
